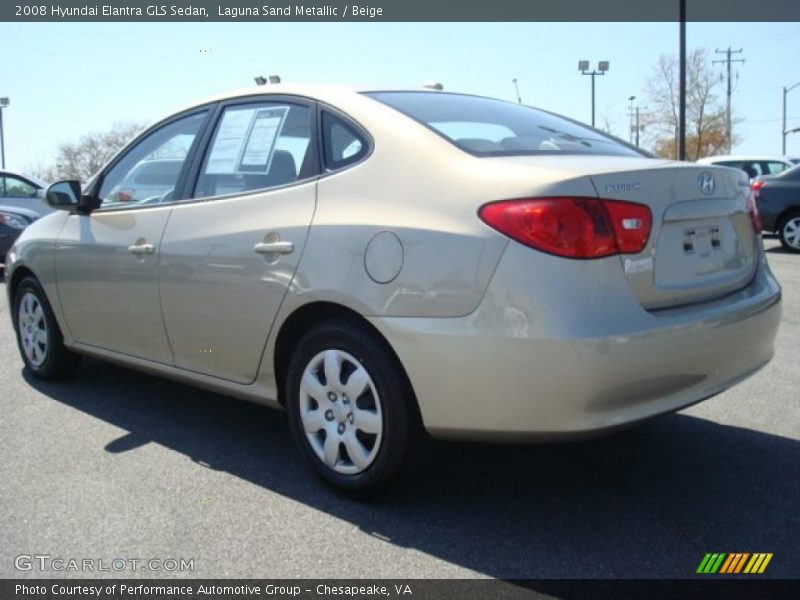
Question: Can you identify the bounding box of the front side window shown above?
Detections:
[98,112,206,208]
[365,91,643,157]
[193,102,312,199]
[1,175,38,198]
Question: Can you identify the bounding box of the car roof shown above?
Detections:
[168,84,474,127]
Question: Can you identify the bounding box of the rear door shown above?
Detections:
[590,164,757,310]
[158,97,318,383]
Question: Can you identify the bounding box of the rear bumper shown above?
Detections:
[755,195,787,232]
[369,244,782,441]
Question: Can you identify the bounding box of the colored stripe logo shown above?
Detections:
[696,552,773,574]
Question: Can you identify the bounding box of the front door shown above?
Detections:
[55,111,208,362]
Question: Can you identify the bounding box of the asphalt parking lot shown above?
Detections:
[0,237,798,581]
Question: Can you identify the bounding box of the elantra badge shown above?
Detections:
[605,181,642,194]
[697,172,716,195]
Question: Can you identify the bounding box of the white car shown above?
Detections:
[0,170,52,215]
[697,155,800,179]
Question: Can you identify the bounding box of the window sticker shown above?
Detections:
[205,106,289,175]
[240,107,288,172]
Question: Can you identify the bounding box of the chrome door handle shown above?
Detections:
[128,243,155,255]
[253,241,294,255]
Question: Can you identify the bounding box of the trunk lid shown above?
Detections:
[589,163,756,309]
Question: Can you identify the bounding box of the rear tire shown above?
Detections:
[778,211,800,253]
[285,319,421,497]
[13,276,82,380]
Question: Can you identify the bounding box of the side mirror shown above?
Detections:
[45,180,94,214]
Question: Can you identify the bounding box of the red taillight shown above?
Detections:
[751,180,765,192]
[478,197,652,259]
[746,193,762,234]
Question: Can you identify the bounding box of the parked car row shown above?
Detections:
[751,165,800,252]
[0,170,49,267]
[0,205,39,265]
[697,156,800,252]
[697,154,800,179]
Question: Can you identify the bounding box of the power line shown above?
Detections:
[713,47,745,154]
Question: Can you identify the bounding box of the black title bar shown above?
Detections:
[3,0,800,22]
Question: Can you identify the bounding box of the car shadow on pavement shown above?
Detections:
[765,245,796,254]
[22,358,800,579]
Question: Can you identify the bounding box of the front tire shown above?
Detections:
[778,211,800,253]
[285,319,420,496]
[13,276,82,379]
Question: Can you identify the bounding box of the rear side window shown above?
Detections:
[719,161,761,178]
[365,91,643,157]
[763,161,788,175]
[322,112,369,170]
[782,165,800,181]
[194,102,312,199]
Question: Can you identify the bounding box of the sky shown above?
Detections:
[1,21,799,174]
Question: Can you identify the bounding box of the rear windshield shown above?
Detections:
[365,91,643,158]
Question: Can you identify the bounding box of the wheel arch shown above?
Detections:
[7,266,37,325]
[272,301,419,414]
[775,205,800,232]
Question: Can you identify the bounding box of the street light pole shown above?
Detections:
[0,97,9,170]
[578,61,609,128]
[628,95,636,144]
[678,0,686,160]
[512,78,521,104]
[783,81,800,154]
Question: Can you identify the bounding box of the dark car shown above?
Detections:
[752,164,800,252]
[0,205,39,266]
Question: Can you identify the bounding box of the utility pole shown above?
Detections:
[713,47,745,154]
[628,96,636,144]
[0,97,8,170]
[635,106,641,147]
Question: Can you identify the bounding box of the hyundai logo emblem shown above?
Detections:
[697,172,716,195]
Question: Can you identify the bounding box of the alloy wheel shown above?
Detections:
[782,216,800,250]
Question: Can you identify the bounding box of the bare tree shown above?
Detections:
[25,159,60,183]
[644,48,732,160]
[32,121,148,182]
[57,121,147,180]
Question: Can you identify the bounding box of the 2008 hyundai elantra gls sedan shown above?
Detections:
[5,86,781,494]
